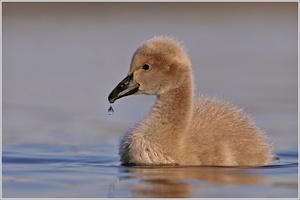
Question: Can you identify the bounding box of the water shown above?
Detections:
[2,143,298,198]
[108,104,114,116]
[2,2,298,198]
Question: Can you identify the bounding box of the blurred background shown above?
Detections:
[3,2,297,152]
[2,2,298,198]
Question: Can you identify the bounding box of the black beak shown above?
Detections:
[108,74,140,103]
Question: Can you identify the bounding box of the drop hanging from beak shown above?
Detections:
[108,103,114,116]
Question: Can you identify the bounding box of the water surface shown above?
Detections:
[3,142,298,198]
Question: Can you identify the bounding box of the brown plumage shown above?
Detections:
[108,36,274,166]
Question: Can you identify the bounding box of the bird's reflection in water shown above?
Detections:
[117,165,265,198]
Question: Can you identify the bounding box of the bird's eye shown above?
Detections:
[142,64,150,70]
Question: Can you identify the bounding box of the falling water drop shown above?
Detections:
[108,104,114,116]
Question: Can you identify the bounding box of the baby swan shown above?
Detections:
[108,36,274,166]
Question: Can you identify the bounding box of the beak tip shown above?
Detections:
[108,99,115,104]
[108,93,116,104]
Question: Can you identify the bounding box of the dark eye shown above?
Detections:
[142,64,150,70]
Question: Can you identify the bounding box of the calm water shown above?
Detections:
[2,142,298,198]
[2,3,298,198]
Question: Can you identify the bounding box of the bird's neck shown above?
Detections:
[125,75,194,164]
[144,77,194,140]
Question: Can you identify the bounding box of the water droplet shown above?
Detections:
[108,104,114,116]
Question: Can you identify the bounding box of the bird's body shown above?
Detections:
[108,36,274,166]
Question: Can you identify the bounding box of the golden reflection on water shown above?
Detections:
[120,166,265,197]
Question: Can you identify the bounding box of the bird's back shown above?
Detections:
[182,96,274,166]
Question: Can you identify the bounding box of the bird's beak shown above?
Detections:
[108,74,140,103]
